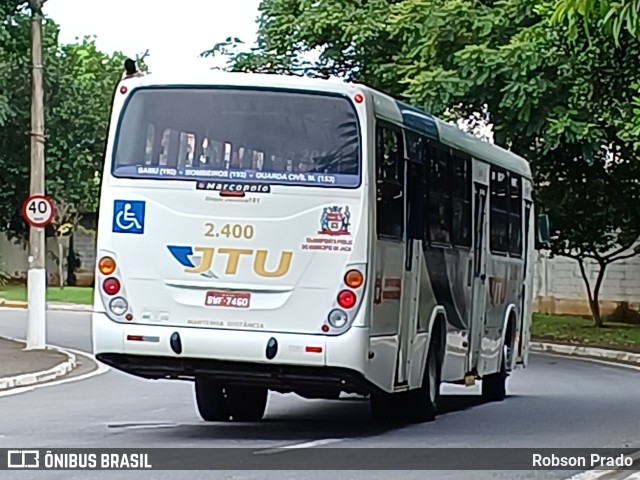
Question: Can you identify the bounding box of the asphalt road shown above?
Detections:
[1,308,639,480]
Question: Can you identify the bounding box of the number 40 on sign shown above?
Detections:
[21,195,55,228]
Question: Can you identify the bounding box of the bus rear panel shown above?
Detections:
[92,79,378,395]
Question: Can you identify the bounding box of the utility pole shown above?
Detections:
[26,0,46,349]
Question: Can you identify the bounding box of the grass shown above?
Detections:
[532,313,640,353]
[0,285,94,305]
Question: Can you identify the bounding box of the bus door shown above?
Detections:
[468,182,489,374]
[396,151,424,386]
[516,200,533,364]
[373,123,406,383]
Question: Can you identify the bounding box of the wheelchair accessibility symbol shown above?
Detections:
[112,200,145,234]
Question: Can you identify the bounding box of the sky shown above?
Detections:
[44,0,262,72]
[42,0,493,140]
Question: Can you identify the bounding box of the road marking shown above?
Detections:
[564,450,640,480]
[567,472,640,480]
[254,438,343,455]
[107,422,178,430]
[0,343,108,398]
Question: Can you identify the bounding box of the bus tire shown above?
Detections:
[481,346,508,402]
[194,379,231,421]
[405,335,441,423]
[226,385,269,422]
[369,392,398,422]
[369,336,441,423]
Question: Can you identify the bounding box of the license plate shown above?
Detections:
[205,291,251,308]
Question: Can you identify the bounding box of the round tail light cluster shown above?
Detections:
[337,290,356,309]
[103,278,121,296]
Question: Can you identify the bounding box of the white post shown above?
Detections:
[26,0,46,349]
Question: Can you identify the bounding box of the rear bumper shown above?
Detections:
[92,313,379,395]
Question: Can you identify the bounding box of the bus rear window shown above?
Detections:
[112,88,361,188]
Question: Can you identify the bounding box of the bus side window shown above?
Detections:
[452,151,472,247]
[509,173,523,256]
[490,167,509,253]
[375,124,404,240]
[427,145,451,245]
[405,131,425,240]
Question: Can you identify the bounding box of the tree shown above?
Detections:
[206,0,640,326]
[0,7,147,240]
[48,199,80,289]
[552,0,640,44]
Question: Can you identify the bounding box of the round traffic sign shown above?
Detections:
[21,195,55,228]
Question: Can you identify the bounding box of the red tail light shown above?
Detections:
[103,278,121,296]
[337,290,356,309]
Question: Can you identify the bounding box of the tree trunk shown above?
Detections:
[591,299,603,327]
[591,261,607,328]
[576,257,607,328]
[58,240,64,290]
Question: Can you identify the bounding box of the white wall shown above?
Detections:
[533,250,640,314]
[0,230,96,286]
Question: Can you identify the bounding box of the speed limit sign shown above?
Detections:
[21,195,55,228]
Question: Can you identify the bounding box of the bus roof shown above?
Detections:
[123,70,532,180]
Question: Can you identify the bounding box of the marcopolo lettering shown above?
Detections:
[196,182,271,193]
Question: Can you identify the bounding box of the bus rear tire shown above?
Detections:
[194,379,231,421]
[226,385,269,421]
[369,393,397,422]
[481,346,508,402]
[405,336,440,423]
[369,336,441,423]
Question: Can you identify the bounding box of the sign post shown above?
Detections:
[26,0,48,350]
[21,195,54,349]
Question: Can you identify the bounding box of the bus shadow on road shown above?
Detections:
[437,394,493,414]
[147,393,516,443]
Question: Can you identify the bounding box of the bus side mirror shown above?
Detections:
[536,214,550,249]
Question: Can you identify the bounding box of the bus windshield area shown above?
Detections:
[112,88,361,188]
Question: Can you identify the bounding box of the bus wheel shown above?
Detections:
[194,378,231,421]
[405,336,441,422]
[481,345,509,402]
[226,385,269,422]
[369,392,398,422]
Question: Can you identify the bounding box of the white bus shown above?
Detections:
[93,63,547,423]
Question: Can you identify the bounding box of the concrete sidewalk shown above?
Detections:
[0,337,76,391]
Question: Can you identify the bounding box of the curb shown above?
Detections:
[0,299,92,312]
[0,338,78,391]
[530,341,640,366]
